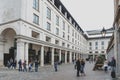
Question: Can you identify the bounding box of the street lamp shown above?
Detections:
[101,27,107,59]
[101,27,106,37]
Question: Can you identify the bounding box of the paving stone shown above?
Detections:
[0,62,117,80]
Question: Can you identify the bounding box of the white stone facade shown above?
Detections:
[0,0,87,67]
[86,29,113,60]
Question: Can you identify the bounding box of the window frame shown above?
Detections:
[33,0,39,11]
[33,13,39,25]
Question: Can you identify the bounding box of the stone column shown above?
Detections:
[76,53,78,59]
[59,49,61,61]
[40,45,44,66]
[114,23,119,76]
[17,41,25,64]
[114,23,120,77]
[65,51,67,64]
[24,42,28,66]
[51,48,54,65]
[73,52,75,60]
[69,52,72,63]
[0,41,4,66]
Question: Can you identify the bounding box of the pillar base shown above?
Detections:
[0,60,4,67]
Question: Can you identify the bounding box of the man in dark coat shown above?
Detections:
[35,59,39,72]
[76,58,81,77]
[110,57,116,78]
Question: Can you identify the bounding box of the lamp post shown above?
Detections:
[101,27,106,37]
[101,27,107,59]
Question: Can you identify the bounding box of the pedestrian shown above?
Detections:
[110,57,116,78]
[18,59,22,71]
[102,59,108,72]
[35,59,39,72]
[54,61,58,72]
[76,58,81,77]
[28,61,32,72]
[23,60,27,72]
[13,60,17,69]
[7,60,10,69]
[80,59,86,76]
[72,59,75,64]
[10,58,13,69]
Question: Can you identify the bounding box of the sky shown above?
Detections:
[60,0,114,31]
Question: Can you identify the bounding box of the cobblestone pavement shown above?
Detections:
[0,62,118,80]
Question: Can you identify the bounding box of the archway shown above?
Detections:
[1,28,17,66]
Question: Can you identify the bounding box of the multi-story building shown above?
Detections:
[86,28,113,61]
[0,0,87,67]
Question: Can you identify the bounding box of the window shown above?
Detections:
[75,47,77,50]
[95,42,98,46]
[89,42,92,46]
[89,52,92,53]
[62,42,65,47]
[63,21,65,30]
[95,51,98,53]
[68,26,70,33]
[72,30,74,36]
[67,44,70,48]
[78,35,79,40]
[101,41,104,45]
[33,0,39,11]
[101,46,104,49]
[56,15,59,26]
[68,35,70,40]
[33,14,39,25]
[75,40,77,44]
[55,40,59,45]
[32,31,40,39]
[46,22,51,31]
[56,28,59,35]
[72,38,74,43]
[89,47,92,50]
[47,7,51,20]
[75,32,77,38]
[63,32,65,38]
[101,51,104,53]
[46,36,51,42]
[95,47,98,50]
[72,46,74,49]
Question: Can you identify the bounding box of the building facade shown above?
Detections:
[0,0,87,67]
[107,0,120,77]
[86,28,113,61]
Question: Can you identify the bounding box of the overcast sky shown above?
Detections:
[60,0,114,31]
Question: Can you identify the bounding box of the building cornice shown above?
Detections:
[87,36,111,40]
[16,35,80,53]
[0,18,82,48]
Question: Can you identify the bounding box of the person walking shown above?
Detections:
[35,59,39,72]
[76,58,81,77]
[28,61,33,72]
[18,59,22,71]
[23,60,27,72]
[110,57,116,78]
[10,58,13,69]
[54,61,58,72]
[80,59,86,76]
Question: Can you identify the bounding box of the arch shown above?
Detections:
[0,26,18,36]
[0,28,17,66]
